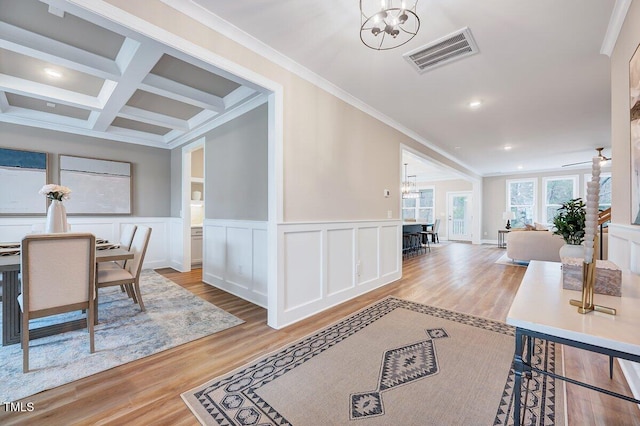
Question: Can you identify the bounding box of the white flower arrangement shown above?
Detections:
[39,184,71,202]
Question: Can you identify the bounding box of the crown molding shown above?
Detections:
[600,0,632,57]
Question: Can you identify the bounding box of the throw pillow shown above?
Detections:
[534,222,549,231]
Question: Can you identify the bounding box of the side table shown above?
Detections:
[498,229,509,249]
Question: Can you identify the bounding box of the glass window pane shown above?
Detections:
[419,189,434,208]
[510,181,534,205]
[547,206,560,221]
[546,179,574,204]
[418,209,434,222]
[403,198,416,208]
[402,209,414,220]
[512,207,533,228]
[599,176,611,207]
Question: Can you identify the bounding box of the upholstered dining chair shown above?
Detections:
[19,233,96,373]
[426,219,441,243]
[97,226,151,312]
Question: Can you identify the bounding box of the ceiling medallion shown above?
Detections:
[360,0,420,50]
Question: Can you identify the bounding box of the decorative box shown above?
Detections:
[561,258,622,297]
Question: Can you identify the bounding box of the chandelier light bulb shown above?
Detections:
[360,0,420,50]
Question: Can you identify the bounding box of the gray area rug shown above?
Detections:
[183,297,563,425]
[0,269,243,402]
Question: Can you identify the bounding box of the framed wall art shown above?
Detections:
[632,43,640,224]
[59,154,132,215]
[0,147,48,215]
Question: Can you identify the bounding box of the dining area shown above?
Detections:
[402,219,440,258]
[0,223,152,372]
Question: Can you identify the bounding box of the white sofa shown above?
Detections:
[506,227,609,263]
[506,230,565,262]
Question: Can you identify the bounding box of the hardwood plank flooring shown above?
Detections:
[1,242,638,425]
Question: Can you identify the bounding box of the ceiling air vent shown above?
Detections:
[404,27,479,74]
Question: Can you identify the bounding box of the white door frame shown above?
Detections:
[181,138,205,271]
[447,191,473,241]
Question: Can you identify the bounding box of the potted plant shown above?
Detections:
[552,198,586,259]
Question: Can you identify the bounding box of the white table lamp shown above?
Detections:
[503,211,516,229]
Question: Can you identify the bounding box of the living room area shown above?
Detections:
[2,0,640,424]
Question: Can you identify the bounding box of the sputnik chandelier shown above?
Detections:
[360,0,420,50]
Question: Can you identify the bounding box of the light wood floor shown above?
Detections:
[2,242,639,425]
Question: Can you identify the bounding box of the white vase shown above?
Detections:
[559,243,584,261]
[45,200,68,233]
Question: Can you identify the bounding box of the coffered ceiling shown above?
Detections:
[0,0,266,149]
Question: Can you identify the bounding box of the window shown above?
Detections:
[584,172,611,212]
[402,188,434,222]
[542,176,578,225]
[506,179,536,228]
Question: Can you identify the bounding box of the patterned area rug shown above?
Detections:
[0,270,243,402]
[183,297,564,425]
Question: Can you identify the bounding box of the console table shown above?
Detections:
[507,260,640,425]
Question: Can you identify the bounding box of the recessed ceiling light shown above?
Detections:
[44,68,62,78]
[46,102,56,108]
[469,100,482,109]
[504,145,512,151]
[517,165,523,170]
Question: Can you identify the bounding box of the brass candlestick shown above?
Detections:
[569,235,616,315]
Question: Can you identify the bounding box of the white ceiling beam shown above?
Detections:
[4,106,90,128]
[106,125,167,143]
[91,41,163,132]
[0,22,120,80]
[0,113,167,148]
[162,128,186,144]
[223,86,257,109]
[0,92,9,113]
[167,94,268,148]
[140,74,225,112]
[118,105,189,131]
[0,73,101,110]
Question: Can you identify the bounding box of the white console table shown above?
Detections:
[507,260,640,425]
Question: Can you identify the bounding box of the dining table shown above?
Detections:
[0,242,133,346]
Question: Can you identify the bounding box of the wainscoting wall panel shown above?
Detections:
[357,227,379,285]
[283,230,323,311]
[275,220,402,327]
[202,219,268,308]
[326,228,355,296]
[168,218,186,272]
[607,223,640,402]
[380,225,399,277]
[0,216,171,270]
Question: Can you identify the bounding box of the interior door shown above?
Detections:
[447,192,472,241]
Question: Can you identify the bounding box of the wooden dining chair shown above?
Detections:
[19,233,96,373]
[97,226,152,312]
